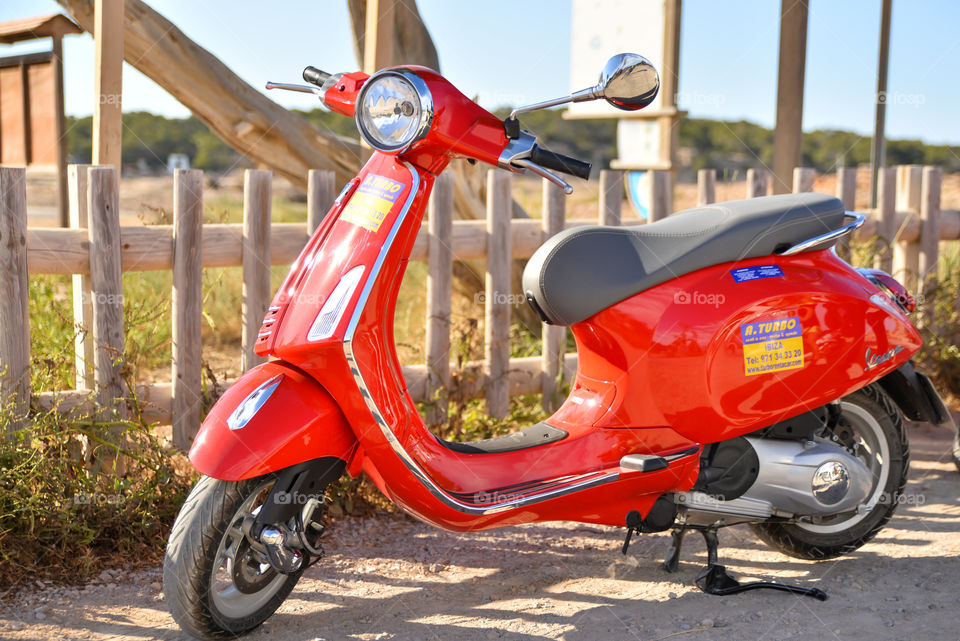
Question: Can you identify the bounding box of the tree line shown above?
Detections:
[65,109,959,175]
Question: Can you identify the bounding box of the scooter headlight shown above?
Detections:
[356,70,433,152]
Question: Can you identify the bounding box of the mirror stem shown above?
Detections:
[507,86,600,121]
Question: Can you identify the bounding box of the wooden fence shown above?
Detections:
[0,163,956,449]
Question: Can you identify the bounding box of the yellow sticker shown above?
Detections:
[741,316,804,376]
[340,174,405,232]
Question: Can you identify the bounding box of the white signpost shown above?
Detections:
[567,0,680,219]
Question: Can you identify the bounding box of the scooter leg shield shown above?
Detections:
[189,361,359,481]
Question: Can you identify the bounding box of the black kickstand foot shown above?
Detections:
[695,564,828,601]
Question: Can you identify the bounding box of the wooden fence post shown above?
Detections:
[424,172,453,426]
[171,169,203,450]
[876,166,896,273]
[242,169,272,372]
[835,166,857,260]
[919,166,942,303]
[307,169,336,235]
[86,166,126,418]
[598,170,622,226]
[894,165,922,292]
[649,170,671,221]
[69,165,95,390]
[541,179,566,413]
[485,170,511,418]
[697,169,716,206]
[793,167,815,193]
[0,167,30,426]
[746,168,769,198]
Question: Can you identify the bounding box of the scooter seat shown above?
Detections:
[522,193,845,326]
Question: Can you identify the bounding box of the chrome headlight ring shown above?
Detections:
[355,69,433,153]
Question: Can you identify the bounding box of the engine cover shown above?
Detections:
[739,437,874,516]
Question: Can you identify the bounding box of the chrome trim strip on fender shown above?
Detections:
[341,162,620,515]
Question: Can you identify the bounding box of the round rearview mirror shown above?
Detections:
[598,53,659,111]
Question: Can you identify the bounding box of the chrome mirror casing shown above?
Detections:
[596,53,659,111]
[507,52,659,121]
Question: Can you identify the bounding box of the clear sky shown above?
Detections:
[1,0,958,145]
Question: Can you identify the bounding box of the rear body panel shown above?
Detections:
[554,251,921,442]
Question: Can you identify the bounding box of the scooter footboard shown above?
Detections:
[189,361,359,480]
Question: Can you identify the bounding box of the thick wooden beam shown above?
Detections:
[363,0,395,74]
[92,0,123,169]
[772,0,808,195]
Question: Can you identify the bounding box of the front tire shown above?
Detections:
[163,474,302,640]
[751,384,909,560]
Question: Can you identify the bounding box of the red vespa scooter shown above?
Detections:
[163,54,956,639]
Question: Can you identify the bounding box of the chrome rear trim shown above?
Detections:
[779,211,865,256]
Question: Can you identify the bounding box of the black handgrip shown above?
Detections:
[529,146,592,180]
[302,66,331,87]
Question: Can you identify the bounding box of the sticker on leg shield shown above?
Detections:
[741,316,804,376]
[340,174,405,232]
[730,264,784,282]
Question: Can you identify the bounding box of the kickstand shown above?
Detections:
[662,526,718,573]
[663,526,828,601]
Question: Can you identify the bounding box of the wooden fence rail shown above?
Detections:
[3,163,955,449]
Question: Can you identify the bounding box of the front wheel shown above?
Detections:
[163,474,303,640]
[751,384,909,560]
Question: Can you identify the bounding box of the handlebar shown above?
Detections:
[529,146,592,180]
[303,66,331,87]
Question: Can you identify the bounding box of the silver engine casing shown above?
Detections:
[677,437,874,521]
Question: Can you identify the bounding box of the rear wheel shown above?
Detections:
[164,474,307,639]
[751,384,908,560]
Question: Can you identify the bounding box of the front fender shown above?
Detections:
[189,361,359,480]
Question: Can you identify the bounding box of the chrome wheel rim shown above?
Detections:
[209,480,290,619]
[796,400,891,534]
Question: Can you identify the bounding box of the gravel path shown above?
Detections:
[2,424,957,641]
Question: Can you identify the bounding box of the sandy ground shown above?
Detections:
[1,424,957,641]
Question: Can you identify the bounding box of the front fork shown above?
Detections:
[247,457,346,574]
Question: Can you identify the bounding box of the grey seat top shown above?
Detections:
[522,193,845,326]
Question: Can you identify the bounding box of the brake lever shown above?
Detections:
[265,81,323,96]
[512,158,574,195]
